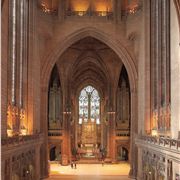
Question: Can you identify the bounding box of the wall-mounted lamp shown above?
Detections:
[122,1,142,17]
[107,111,116,115]
[39,0,58,14]
[63,106,71,115]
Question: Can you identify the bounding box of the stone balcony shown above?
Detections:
[65,10,113,21]
[135,134,180,162]
[1,133,44,155]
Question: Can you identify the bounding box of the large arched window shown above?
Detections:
[79,86,100,124]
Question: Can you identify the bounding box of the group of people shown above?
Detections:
[70,146,107,168]
[71,147,78,169]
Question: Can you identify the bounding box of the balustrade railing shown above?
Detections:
[1,133,43,146]
[48,130,62,136]
[116,130,130,137]
[139,135,180,150]
[66,10,113,20]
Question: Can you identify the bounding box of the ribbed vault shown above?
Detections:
[56,37,122,97]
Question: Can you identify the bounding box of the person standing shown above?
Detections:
[71,160,74,169]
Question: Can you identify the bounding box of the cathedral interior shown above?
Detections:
[1,0,180,179]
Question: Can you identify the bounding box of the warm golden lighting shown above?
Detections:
[7,124,13,137]
[20,126,27,136]
[123,0,142,15]
[151,128,158,136]
[70,0,90,12]
[98,11,107,17]
[151,110,158,130]
[69,0,112,16]
[78,11,85,16]
[39,0,58,14]
[93,0,112,12]
[49,163,130,176]
[7,104,14,137]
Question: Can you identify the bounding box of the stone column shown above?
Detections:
[157,0,163,130]
[161,0,171,132]
[40,86,49,178]
[18,0,26,133]
[101,99,105,148]
[62,83,71,164]
[8,0,18,135]
[165,0,171,132]
[23,0,29,132]
[137,148,143,180]
[9,0,17,106]
[19,0,24,108]
[58,0,66,22]
[129,89,138,179]
[144,0,151,134]
[150,0,161,131]
[35,145,41,179]
[113,0,121,23]
[107,85,116,161]
[108,111,116,161]
[170,0,180,139]
[62,111,71,164]
[151,0,171,134]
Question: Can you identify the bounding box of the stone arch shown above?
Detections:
[40,27,138,177]
[41,27,137,92]
[174,0,180,31]
[116,145,130,161]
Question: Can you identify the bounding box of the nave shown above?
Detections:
[46,163,130,180]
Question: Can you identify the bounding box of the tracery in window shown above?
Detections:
[79,85,100,124]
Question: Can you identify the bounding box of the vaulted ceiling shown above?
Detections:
[55,37,123,95]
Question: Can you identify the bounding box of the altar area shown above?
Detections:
[77,118,101,157]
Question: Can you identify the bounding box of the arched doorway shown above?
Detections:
[49,146,56,161]
[117,146,129,161]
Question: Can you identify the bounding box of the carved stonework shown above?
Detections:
[10,149,36,180]
[142,150,167,180]
[5,158,10,180]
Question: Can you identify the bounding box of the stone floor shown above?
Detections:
[45,163,130,180]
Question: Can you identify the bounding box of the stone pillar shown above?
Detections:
[150,0,171,134]
[161,0,171,133]
[113,0,121,23]
[9,0,17,106]
[150,0,159,131]
[35,145,41,180]
[58,0,66,22]
[40,87,49,178]
[108,111,116,161]
[8,0,18,135]
[18,0,25,132]
[101,99,105,148]
[40,144,49,179]
[18,0,24,108]
[157,0,163,130]
[129,89,138,179]
[62,112,71,164]
[170,0,180,139]
[137,149,143,180]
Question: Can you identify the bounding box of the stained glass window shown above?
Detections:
[79,86,100,124]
